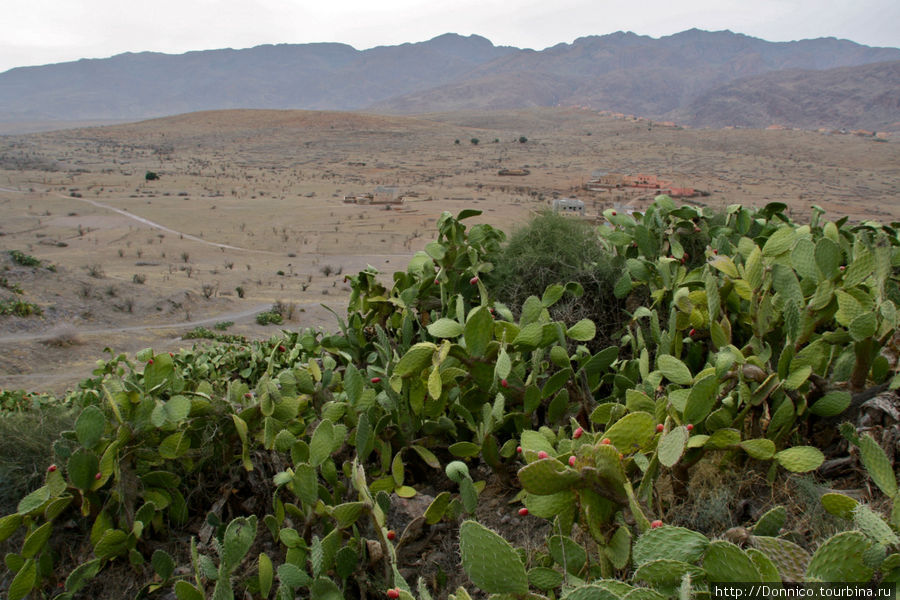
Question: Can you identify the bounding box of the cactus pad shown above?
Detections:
[821,492,858,519]
[702,540,762,583]
[603,411,656,452]
[633,526,710,567]
[774,446,824,472]
[751,506,786,537]
[606,525,632,570]
[622,588,668,600]
[858,434,897,498]
[633,559,705,588]
[853,505,899,545]
[750,535,809,582]
[527,566,563,591]
[520,430,557,461]
[459,520,528,593]
[524,490,576,519]
[805,531,873,582]
[746,548,782,582]
[518,458,581,495]
[561,585,623,600]
[658,426,688,467]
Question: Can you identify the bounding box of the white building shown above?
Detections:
[552,197,585,216]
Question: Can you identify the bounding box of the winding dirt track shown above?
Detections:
[0,303,274,344]
[50,192,277,254]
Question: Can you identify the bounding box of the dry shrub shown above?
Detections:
[41,323,83,347]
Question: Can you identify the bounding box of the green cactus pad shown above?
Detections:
[520,430,557,459]
[740,439,776,460]
[394,342,437,377]
[518,458,581,495]
[449,588,474,600]
[424,491,452,524]
[549,535,587,575]
[658,426,689,467]
[809,391,852,417]
[806,531,873,582]
[633,526,710,567]
[524,490,576,519]
[858,434,897,498]
[751,506,786,537]
[528,566,564,591]
[459,520,528,593]
[657,355,694,385]
[862,544,887,570]
[621,588,668,600]
[606,526,632,570]
[330,502,364,528]
[853,505,899,545]
[603,411,656,452]
[561,585,623,600]
[586,445,628,494]
[633,559,705,588]
[746,548,782,583]
[75,406,106,448]
[684,374,719,425]
[821,493,858,519]
[702,540,762,583]
[705,428,741,449]
[774,446,824,473]
[750,536,809,582]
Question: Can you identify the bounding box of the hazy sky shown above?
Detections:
[3,0,899,73]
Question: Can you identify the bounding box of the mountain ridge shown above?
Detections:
[1,30,899,131]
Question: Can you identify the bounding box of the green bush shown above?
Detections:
[0,299,42,317]
[486,211,629,346]
[8,250,41,268]
[255,310,283,326]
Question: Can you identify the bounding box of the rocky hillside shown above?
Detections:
[1,29,898,131]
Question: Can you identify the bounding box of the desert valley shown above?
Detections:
[2,107,898,392]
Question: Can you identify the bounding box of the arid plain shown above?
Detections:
[1,107,898,393]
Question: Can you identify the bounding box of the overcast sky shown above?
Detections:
[3,0,899,73]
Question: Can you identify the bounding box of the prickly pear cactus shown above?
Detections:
[221,515,257,572]
[746,547,782,583]
[632,526,709,567]
[657,426,688,468]
[821,492,858,520]
[602,411,656,452]
[702,540,762,583]
[458,520,528,594]
[750,506,786,537]
[518,458,581,495]
[561,585,624,600]
[633,559,705,588]
[524,489,576,519]
[750,535,810,582]
[853,505,899,546]
[805,531,873,582]
[858,434,898,498]
[773,446,825,473]
[621,588,668,600]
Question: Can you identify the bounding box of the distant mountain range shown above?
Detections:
[1,29,899,131]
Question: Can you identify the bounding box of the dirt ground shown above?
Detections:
[1,107,898,394]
